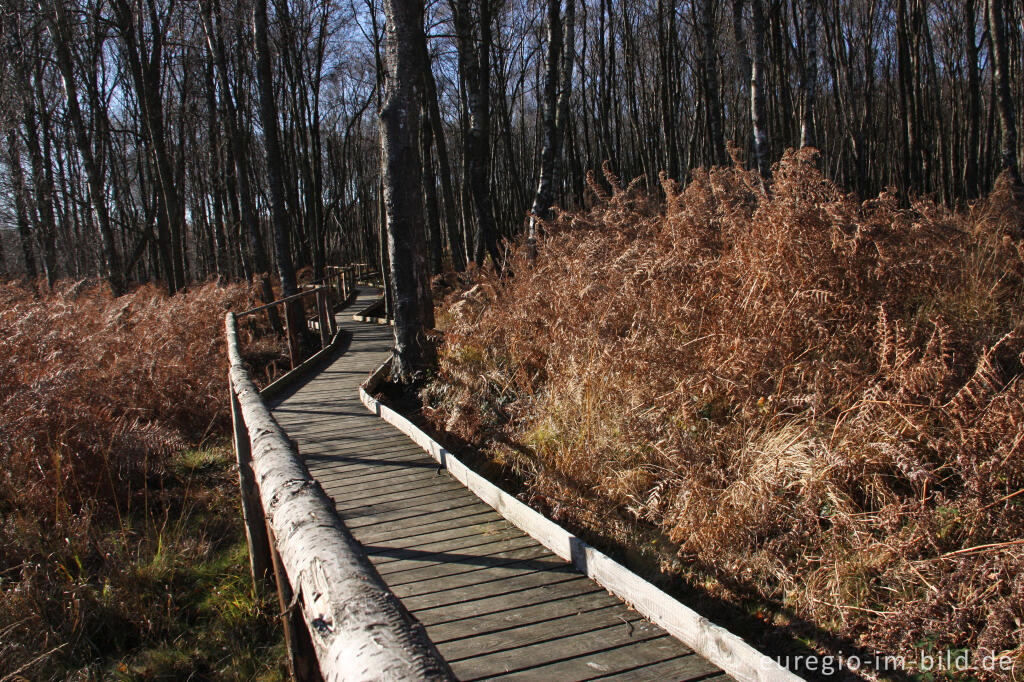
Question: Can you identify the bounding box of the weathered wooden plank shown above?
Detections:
[594,656,732,680]
[399,567,582,612]
[437,605,644,662]
[425,588,624,644]
[365,527,529,566]
[497,640,719,681]
[391,549,576,600]
[314,465,448,490]
[414,577,605,628]
[337,487,472,518]
[449,619,666,680]
[325,476,463,506]
[386,543,554,588]
[370,534,541,576]
[341,497,487,532]
[341,497,484,530]
[339,492,484,525]
[358,518,512,552]
[354,509,501,545]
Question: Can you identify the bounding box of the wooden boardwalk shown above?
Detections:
[270,288,727,681]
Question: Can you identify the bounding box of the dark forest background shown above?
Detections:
[1,0,1022,292]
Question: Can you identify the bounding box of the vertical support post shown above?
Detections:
[229,382,273,592]
[265,523,322,682]
[316,289,330,348]
[283,301,299,370]
[327,285,338,337]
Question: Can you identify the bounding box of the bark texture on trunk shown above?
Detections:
[254,0,300,298]
[799,0,818,149]
[529,0,564,244]
[988,0,1020,183]
[380,0,435,378]
[750,0,771,180]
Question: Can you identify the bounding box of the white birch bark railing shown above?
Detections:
[225,312,453,682]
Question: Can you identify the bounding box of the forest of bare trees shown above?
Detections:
[1,0,1022,294]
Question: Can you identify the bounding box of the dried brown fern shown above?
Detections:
[426,150,1024,675]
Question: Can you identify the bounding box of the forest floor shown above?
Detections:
[416,151,1024,680]
[0,280,287,679]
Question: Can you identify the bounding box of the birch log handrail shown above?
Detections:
[225,312,453,681]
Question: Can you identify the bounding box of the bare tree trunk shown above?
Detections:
[528,0,564,247]
[21,74,58,283]
[799,0,817,149]
[254,0,300,298]
[420,102,444,275]
[988,0,1020,183]
[965,0,981,198]
[421,53,466,271]
[455,0,502,269]
[6,131,37,280]
[381,0,435,378]
[750,0,771,179]
[112,0,184,293]
[201,0,279,326]
[699,0,726,165]
[46,2,123,294]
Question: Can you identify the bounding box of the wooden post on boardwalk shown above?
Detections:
[282,301,299,369]
[266,523,321,682]
[227,358,273,591]
[315,290,330,348]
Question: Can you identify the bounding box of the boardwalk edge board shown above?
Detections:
[360,358,805,682]
[225,313,454,681]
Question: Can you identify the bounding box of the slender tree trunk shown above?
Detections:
[47,3,123,294]
[799,0,817,149]
[380,0,435,377]
[22,78,58,283]
[699,0,726,165]
[421,34,466,271]
[201,0,279,322]
[529,0,564,246]
[988,0,1020,183]
[420,103,444,275]
[254,0,300,298]
[750,0,771,179]
[455,0,502,269]
[112,0,185,292]
[6,132,37,280]
[965,0,981,197]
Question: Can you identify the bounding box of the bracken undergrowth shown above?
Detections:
[0,279,285,679]
[425,149,1024,677]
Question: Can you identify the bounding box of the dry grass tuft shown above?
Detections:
[426,150,1024,673]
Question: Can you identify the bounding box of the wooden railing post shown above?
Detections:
[282,301,299,370]
[229,366,273,593]
[315,290,330,349]
[327,284,338,337]
[266,523,321,682]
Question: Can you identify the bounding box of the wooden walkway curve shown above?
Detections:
[270,287,728,681]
